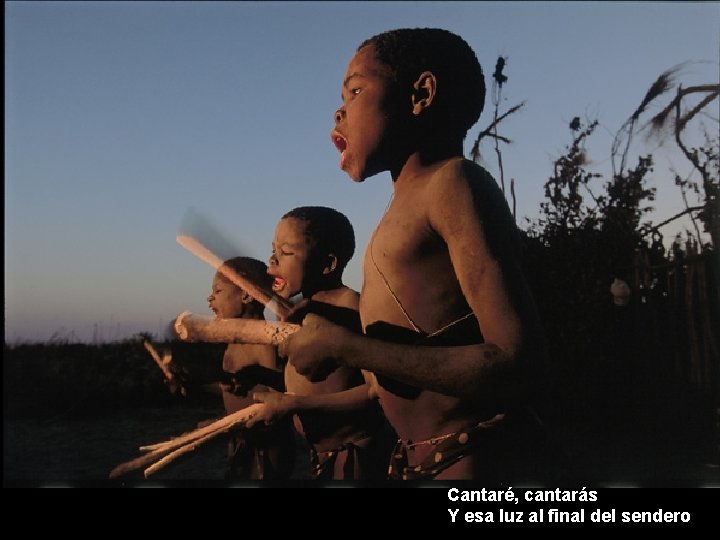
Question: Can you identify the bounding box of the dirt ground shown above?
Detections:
[4,400,718,487]
[3,405,313,486]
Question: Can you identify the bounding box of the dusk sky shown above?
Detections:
[5,1,719,343]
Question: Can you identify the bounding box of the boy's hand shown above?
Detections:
[246,389,295,428]
[165,359,190,397]
[278,313,346,382]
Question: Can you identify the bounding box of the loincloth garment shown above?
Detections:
[227,432,265,480]
[310,433,378,480]
[387,413,506,480]
[227,418,294,481]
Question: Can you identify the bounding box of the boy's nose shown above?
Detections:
[207,293,213,302]
[334,107,345,124]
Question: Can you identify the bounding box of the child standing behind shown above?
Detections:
[247,206,394,481]
[207,256,295,480]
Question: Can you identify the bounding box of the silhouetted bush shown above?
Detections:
[3,340,226,420]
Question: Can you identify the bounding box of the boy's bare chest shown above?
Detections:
[363,204,455,308]
[360,187,467,329]
[370,205,444,269]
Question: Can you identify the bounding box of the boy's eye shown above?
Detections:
[342,88,360,102]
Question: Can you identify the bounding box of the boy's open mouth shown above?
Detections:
[332,133,348,169]
[332,134,347,153]
[271,276,286,292]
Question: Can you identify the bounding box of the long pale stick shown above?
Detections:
[176,234,294,319]
[175,208,293,317]
[143,428,228,477]
[108,403,265,479]
[148,402,260,450]
[109,447,170,479]
[143,340,174,381]
[143,340,188,397]
[174,311,300,345]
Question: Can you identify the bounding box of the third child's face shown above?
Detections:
[207,274,246,319]
[331,44,396,182]
[268,217,314,299]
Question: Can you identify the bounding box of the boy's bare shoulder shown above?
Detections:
[429,157,495,190]
[427,158,506,210]
[312,286,359,310]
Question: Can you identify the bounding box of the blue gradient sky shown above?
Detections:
[5,1,719,343]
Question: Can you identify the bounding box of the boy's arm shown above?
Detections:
[286,384,374,412]
[282,319,517,401]
[245,384,374,428]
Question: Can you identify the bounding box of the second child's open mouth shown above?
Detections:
[272,276,286,292]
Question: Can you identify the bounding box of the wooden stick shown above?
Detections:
[139,403,265,454]
[174,311,300,345]
[143,340,187,397]
[142,415,249,478]
[109,447,169,479]
[144,341,174,381]
[143,431,222,478]
[176,234,294,319]
[108,403,265,479]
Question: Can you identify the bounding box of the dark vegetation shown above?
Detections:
[475,60,719,482]
[3,340,228,420]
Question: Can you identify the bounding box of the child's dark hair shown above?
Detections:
[281,206,355,272]
[222,256,273,299]
[359,28,485,139]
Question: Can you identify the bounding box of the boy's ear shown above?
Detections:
[322,253,338,275]
[240,291,254,304]
[411,71,437,115]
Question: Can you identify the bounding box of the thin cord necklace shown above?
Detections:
[368,190,474,337]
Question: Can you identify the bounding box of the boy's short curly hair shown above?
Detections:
[359,28,485,139]
[281,206,355,272]
[222,256,273,294]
